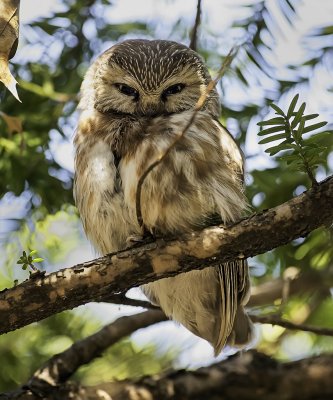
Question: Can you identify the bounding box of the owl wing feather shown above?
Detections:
[216,260,252,354]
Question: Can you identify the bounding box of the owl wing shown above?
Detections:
[216,120,245,180]
[212,122,253,353]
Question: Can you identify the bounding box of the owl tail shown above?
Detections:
[212,262,253,355]
[227,306,254,347]
[142,263,253,356]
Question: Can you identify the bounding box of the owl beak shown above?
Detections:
[139,101,163,117]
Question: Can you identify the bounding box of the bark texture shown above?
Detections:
[0,176,332,335]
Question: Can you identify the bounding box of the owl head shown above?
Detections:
[80,39,220,117]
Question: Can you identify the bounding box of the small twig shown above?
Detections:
[102,296,333,337]
[278,274,292,316]
[189,0,202,51]
[100,297,333,337]
[135,45,240,228]
[250,314,333,337]
[99,293,158,310]
[281,277,291,308]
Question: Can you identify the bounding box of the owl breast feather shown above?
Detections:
[74,109,246,253]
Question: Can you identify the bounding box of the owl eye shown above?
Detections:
[162,83,185,100]
[114,83,139,99]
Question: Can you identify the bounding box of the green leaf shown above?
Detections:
[258,125,286,136]
[286,158,301,166]
[280,142,298,150]
[304,147,323,156]
[305,131,332,143]
[29,250,38,256]
[287,94,299,118]
[302,113,319,121]
[22,264,28,270]
[278,153,297,159]
[295,119,305,140]
[17,260,24,264]
[32,258,44,263]
[302,121,328,134]
[264,143,289,155]
[257,117,285,126]
[291,102,306,129]
[258,133,287,144]
[287,158,303,167]
[270,103,285,116]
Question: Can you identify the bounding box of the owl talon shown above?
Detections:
[126,230,155,247]
[126,234,145,244]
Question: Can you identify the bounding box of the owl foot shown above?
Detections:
[126,228,156,248]
[126,234,147,244]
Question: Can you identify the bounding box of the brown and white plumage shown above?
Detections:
[74,39,253,354]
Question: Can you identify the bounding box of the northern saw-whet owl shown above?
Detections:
[74,39,253,355]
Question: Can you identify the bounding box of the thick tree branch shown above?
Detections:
[2,351,333,400]
[0,175,332,335]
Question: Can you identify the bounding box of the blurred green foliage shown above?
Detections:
[0,306,174,391]
[0,0,332,392]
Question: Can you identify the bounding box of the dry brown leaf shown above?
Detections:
[0,110,23,134]
[0,0,21,101]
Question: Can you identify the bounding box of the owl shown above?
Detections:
[74,39,253,355]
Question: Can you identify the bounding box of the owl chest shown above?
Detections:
[119,136,218,234]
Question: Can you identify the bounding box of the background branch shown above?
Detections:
[101,297,333,337]
[189,0,202,51]
[21,307,333,397]
[250,314,333,337]
[2,351,333,400]
[248,267,333,307]
[27,310,166,394]
[100,266,333,309]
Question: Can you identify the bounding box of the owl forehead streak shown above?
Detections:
[109,43,206,92]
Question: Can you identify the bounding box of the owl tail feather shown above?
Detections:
[142,266,253,357]
[225,307,254,349]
